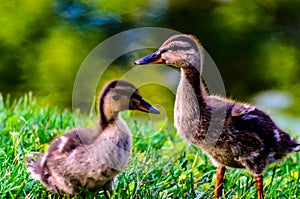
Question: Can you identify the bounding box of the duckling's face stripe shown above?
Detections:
[109,87,159,114]
[113,88,139,98]
[103,90,133,117]
[159,35,202,69]
[99,80,160,125]
[135,34,203,71]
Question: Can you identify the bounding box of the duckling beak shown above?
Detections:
[134,51,165,65]
[136,98,160,114]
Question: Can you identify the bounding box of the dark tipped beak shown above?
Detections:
[136,98,160,114]
[134,51,165,65]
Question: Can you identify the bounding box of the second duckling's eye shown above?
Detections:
[112,95,120,101]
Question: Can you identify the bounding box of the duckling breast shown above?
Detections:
[87,125,132,172]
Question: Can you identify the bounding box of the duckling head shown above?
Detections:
[135,34,203,71]
[100,80,160,123]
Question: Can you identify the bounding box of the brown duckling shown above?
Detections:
[26,80,159,195]
[135,34,300,199]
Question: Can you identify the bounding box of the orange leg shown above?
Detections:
[214,166,226,198]
[254,175,264,199]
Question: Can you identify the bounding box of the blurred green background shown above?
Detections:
[1,0,300,128]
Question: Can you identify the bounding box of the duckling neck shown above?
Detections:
[174,67,210,144]
[180,67,207,104]
[99,97,118,130]
[100,110,117,130]
[182,68,203,94]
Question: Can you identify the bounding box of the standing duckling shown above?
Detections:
[135,34,299,199]
[26,80,159,195]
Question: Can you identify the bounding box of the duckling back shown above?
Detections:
[27,125,132,195]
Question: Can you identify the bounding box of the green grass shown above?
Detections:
[0,93,299,199]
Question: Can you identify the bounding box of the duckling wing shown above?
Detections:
[229,103,280,141]
[212,104,276,172]
[25,129,85,193]
[39,128,102,193]
[221,103,299,172]
[230,103,299,150]
[46,129,83,156]
[27,127,124,194]
[46,127,100,156]
[208,97,277,144]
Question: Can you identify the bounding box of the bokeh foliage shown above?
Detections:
[0,0,300,116]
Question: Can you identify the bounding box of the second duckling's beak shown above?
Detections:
[134,51,165,65]
[136,98,160,114]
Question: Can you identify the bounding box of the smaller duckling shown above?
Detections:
[26,80,159,195]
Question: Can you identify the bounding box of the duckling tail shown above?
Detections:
[26,153,58,192]
[25,152,44,181]
[294,143,300,152]
[289,138,300,152]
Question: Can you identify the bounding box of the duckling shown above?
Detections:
[26,80,160,195]
[135,34,300,199]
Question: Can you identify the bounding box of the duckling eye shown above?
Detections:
[160,49,167,53]
[112,95,120,100]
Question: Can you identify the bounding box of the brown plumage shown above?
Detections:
[135,34,300,199]
[26,80,159,195]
